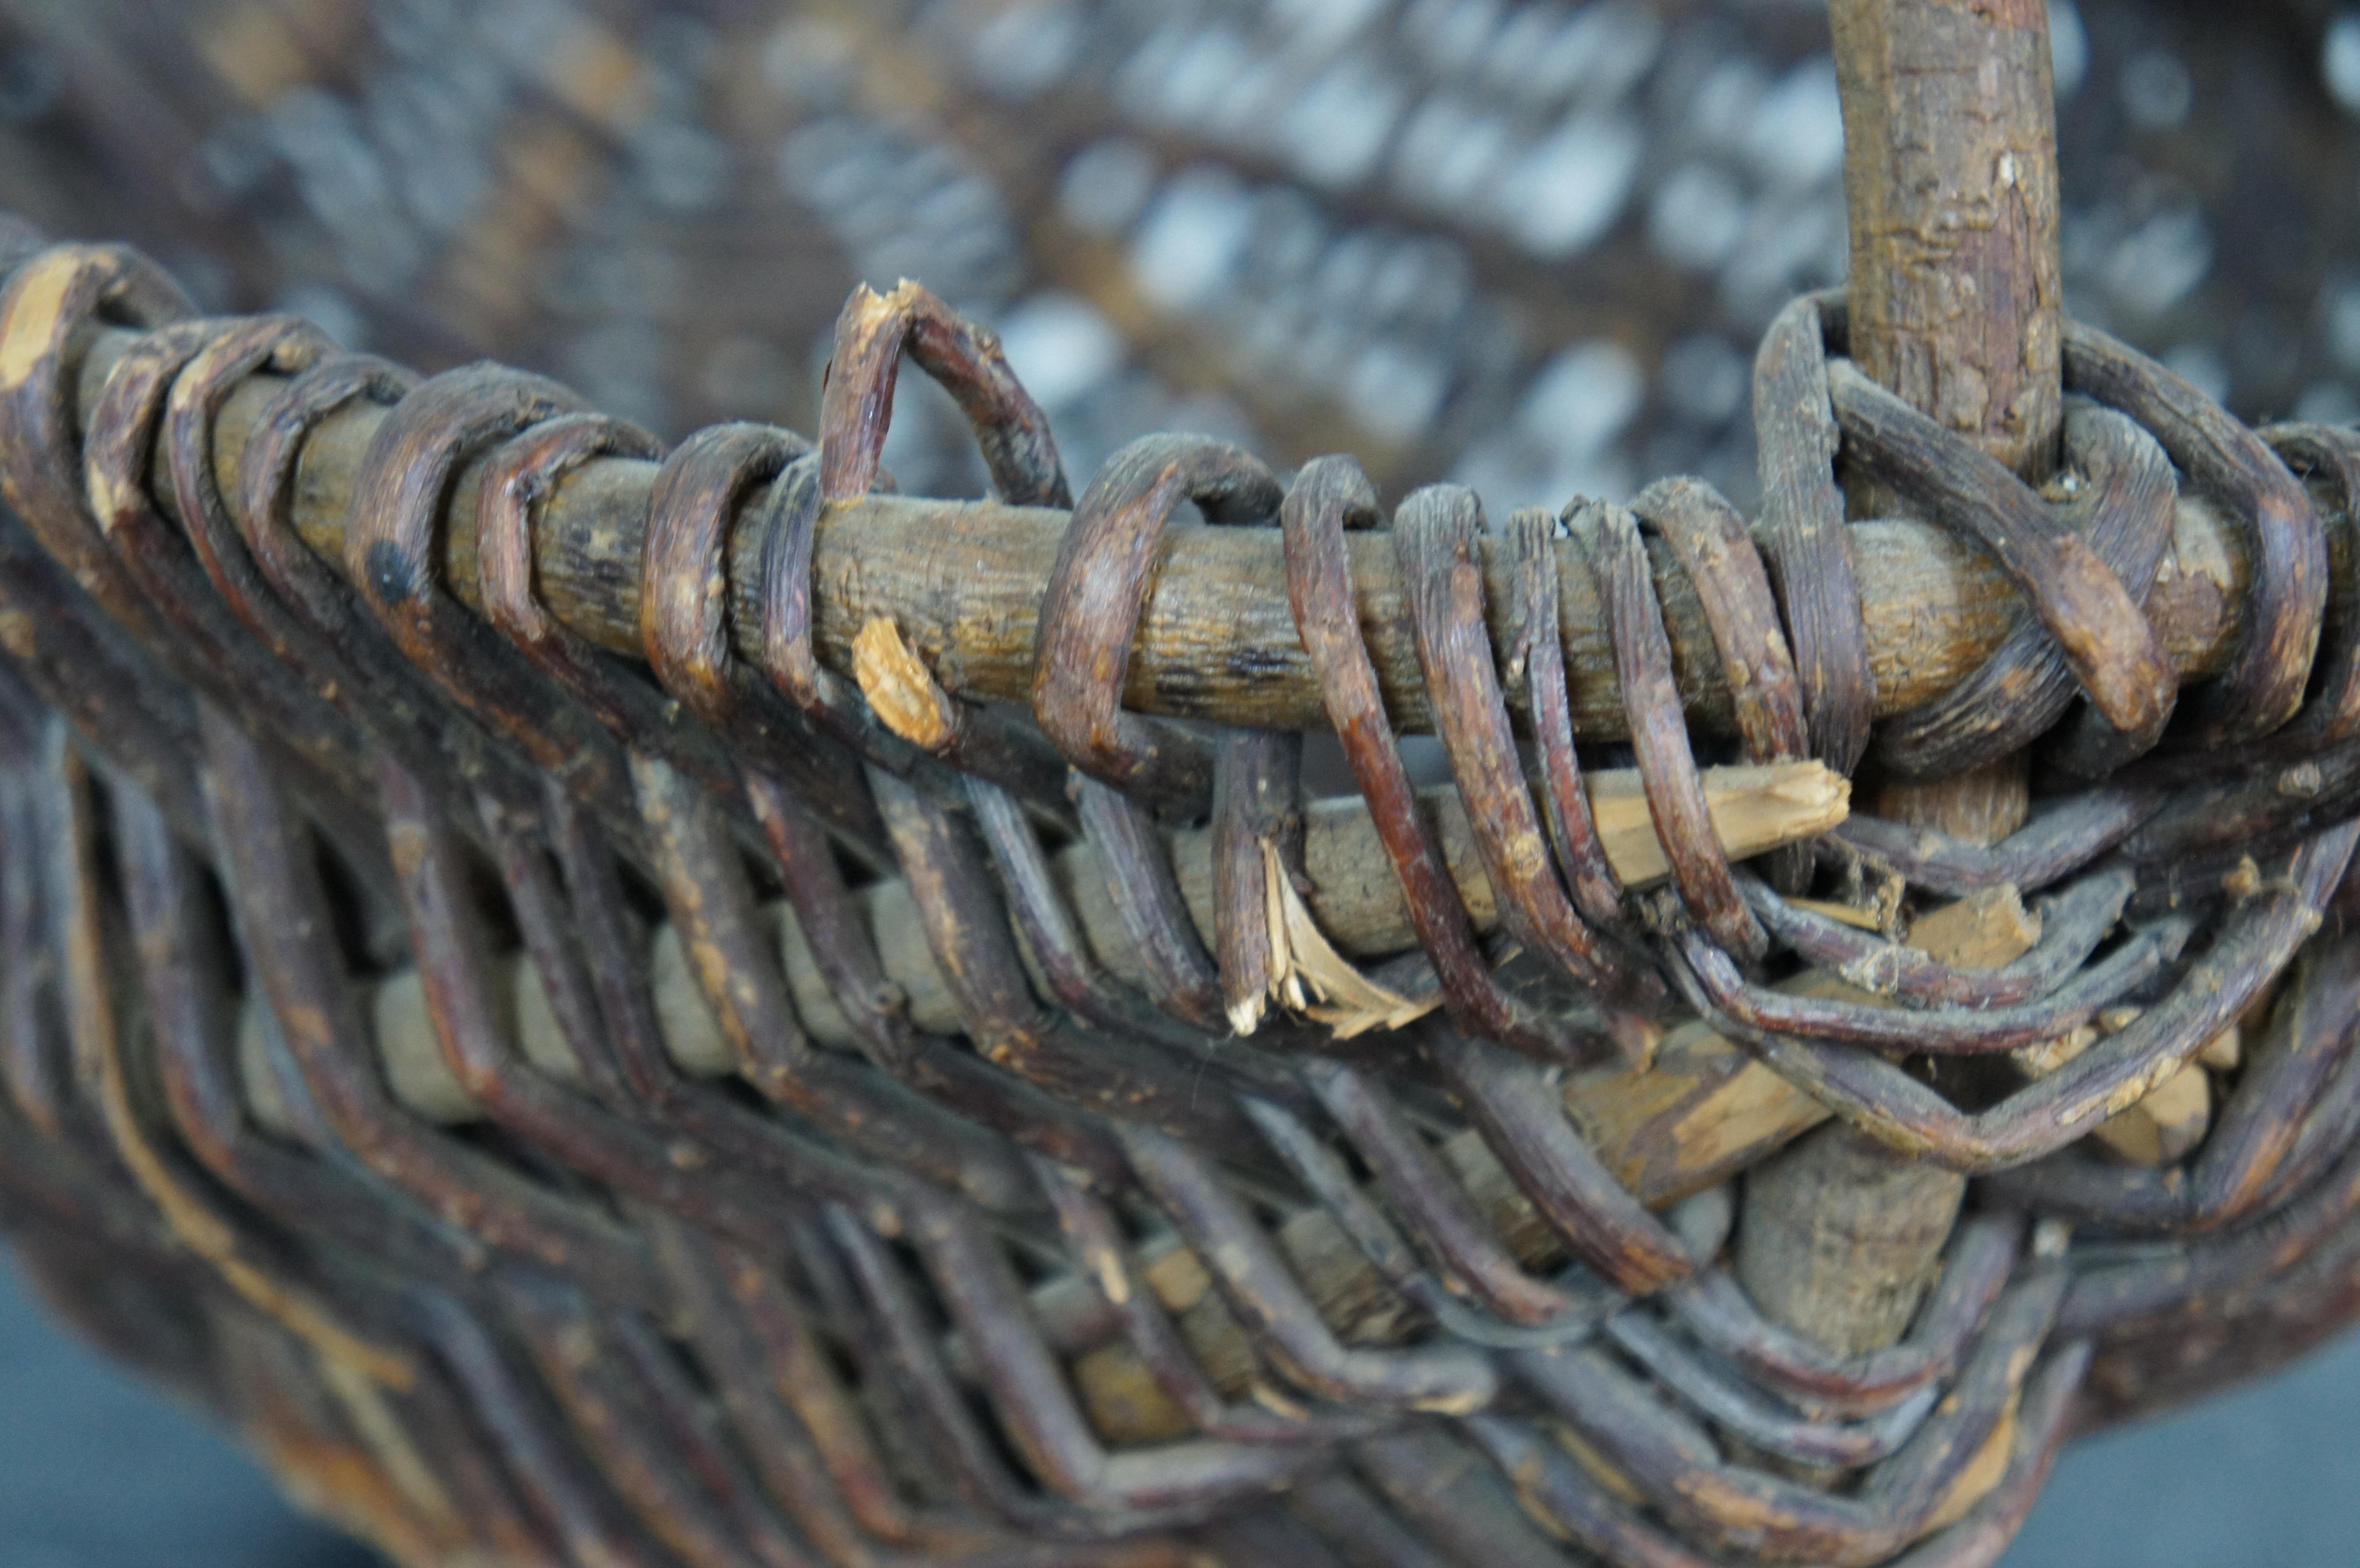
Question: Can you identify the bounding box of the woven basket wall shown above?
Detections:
[1,4,2359,1568]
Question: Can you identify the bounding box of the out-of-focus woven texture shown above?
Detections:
[8,0,2357,500]
[9,6,2360,1568]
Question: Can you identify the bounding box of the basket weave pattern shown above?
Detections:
[7,5,2360,1567]
[0,182,2356,1567]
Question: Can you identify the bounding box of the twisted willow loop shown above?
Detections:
[3,211,2360,1568]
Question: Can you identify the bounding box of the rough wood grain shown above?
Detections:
[268,760,1841,1116]
[1838,0,2065,837]
[1733,890,2036,1357]
[66,324,2285,755]
[1871,748,2034,848]
[239,762,1842,1447]
[1563,995,1834,1206]
[1735,0,2065,1371]
[2012,1007,2223,1166]
[1841,0,2062,843]
[1831,0,2061,482]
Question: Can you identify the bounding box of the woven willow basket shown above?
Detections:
[5,2,2360,1565]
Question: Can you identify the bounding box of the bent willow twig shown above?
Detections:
[0,108,2355,1565]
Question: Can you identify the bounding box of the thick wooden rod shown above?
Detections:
[79,328,2270,749]
[1835,0,2063,482]
[1739,0,2061,1377]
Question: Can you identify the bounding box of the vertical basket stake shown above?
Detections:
[1735,0,2065,1364]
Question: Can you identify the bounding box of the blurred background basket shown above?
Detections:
[6,3,2360,1566]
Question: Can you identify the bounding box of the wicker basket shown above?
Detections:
[3,3,2360,1566]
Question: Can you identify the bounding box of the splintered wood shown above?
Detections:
[1906,883,2042,970]
[852,612,1851,1040]
[2016,1000,2225,1166]
[849,615,957,749]
[254,759,1852,1120]
[1238,762,1851,1039]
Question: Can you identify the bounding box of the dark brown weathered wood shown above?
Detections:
[1727,846,2046,1364]
[1741,0,2065,1372]
[1831,0,2062,481]
[1875,404,2180,781]
[19,10,2360,1559]
[1397,487,1652,1004]
[1833,0,2068,833]
[65,322,2278,758]
[1830,362,2170,747]
[1755,291,1878,775]
[1824,0,2063,947]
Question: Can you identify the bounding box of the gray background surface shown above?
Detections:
[0,1253,383,1568]
[3,1247,2354,1567]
